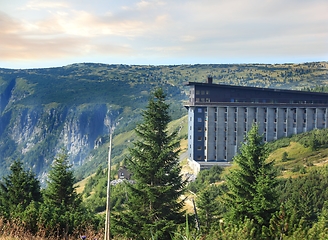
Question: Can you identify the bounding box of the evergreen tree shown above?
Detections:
[0,160,41,219]
[307,201,328,239]
[196,185,223,233]
[114,88,186,239]
[39,151,88,237]
[224,124,278,235]
[43,151,79,207]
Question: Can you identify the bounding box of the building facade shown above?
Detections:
[185,77,328,172]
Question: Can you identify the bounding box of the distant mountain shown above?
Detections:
[0,62,327,182]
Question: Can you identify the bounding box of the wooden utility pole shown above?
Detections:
[104,130,113,240]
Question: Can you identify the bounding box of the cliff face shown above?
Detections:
[0,93,119,181]
[0,63,189,181]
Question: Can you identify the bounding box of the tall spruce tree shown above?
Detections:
[43,151,79,207]
[114,88,186,239]
[0,160,41,219]
[224,124,278,235]
[39,151,86,236]
[197,185,223,233]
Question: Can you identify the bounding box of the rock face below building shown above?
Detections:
[185,78,328,173]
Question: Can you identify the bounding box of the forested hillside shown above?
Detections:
[0,62,327,181]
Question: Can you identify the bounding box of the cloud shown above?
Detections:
[0,0,327,68]
[22,0,70,10]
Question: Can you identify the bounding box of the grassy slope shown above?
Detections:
[76,117,328,193]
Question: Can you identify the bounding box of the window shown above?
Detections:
[197,136,202,141]
[197,146,202,150]
[197,127,202,132]
[206,90,209,95]
[198,118,202,122]
[198,108,202,113]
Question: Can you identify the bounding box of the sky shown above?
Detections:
[1,0,327,69]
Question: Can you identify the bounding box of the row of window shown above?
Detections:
[195,90,210,95]
[195,107,327,114]
[192,115,326,124]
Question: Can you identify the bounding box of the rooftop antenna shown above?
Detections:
[207,75,213,84]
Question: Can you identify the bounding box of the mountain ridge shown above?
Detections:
[0,62,327,181]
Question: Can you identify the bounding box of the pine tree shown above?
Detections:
[39,151,86,237]
[43,151,79,207]
[114,88,186,239]
[0,160,41,218]
[224,124,278,235]
[197,185,223,233]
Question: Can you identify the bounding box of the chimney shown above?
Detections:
[207,76,213,84]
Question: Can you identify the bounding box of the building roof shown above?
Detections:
[185,81,328,98]
[185,80,328,106]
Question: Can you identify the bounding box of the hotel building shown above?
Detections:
[185,77,328,172]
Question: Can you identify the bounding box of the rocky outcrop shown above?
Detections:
[0,79,121,180]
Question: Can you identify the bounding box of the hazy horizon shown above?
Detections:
[1,0,327,69]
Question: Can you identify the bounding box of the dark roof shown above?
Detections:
[184,81,328,98]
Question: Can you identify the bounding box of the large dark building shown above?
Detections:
[185,77,328,172]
